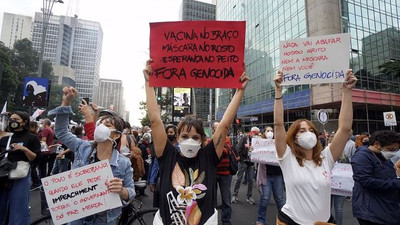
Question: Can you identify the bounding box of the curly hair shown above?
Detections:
[369,130,400,147]
[286,119,323,167]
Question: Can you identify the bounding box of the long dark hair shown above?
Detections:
[12,111,30,130]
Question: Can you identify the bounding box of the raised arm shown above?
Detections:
[48,86,84,152]
[213,70,249,158]
[330,70,357,161]
[273,71,287,158]
[143,59,167,158]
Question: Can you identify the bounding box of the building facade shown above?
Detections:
[97,78,125,117]
[0,12,32,48]
[216,0,400,134]
[52,65,76,87]
[179,0,217,128]
[32,13,103,102]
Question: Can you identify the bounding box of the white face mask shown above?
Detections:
[266,131,274,139]
[179,138,201,158]
[381,150,398,160]
[94,123,116,143]
[297,131,317,150]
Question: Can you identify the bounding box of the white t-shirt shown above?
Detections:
[278,146,335,225]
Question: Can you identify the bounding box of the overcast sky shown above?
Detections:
[0,0,214,126]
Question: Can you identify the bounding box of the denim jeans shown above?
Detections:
[52,158,70,174]
[257,174,286,225]
[0,171,31,225]
[233,162,254,198]
[217,174,232,224]
[331,194,345,225]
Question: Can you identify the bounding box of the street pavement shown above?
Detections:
[29,177,359,225]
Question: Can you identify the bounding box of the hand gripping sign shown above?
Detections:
[41,160,122,225]
[279,33,350,85]
[150,21,246,88]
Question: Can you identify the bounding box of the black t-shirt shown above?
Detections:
[266,164,283,176]
[158,139,219,225]
[0,130,41,162]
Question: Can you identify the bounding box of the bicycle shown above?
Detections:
[117,197,158,225]
[31,197,158,225]
[30,215,53,225]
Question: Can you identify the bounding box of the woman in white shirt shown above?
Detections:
[273,70,357,225]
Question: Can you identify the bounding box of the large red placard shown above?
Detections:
[150,21,246,88]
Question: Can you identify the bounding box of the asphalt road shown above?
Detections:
[29,177,358,225]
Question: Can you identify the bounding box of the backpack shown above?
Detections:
[225,142,238,175]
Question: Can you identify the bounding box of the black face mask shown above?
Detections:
[167,134,175,142]
[9,120,20,131]
[362,141,369,146]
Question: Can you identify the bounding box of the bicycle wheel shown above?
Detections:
[127,208,158,225]
[30,215,54,225]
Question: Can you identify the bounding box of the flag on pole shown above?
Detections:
[31,108,45,121]
[1,101,7,114]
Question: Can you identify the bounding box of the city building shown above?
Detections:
[0,12,32,48]
[32,12,103,102]
[216,0,400,134]
[178,0,217,130]
[52,65,76,87]
[97,78,125,117]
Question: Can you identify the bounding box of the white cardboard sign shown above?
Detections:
[331,163,354,196]
[250,138,279,166]
[279,33,350,85]
[41,160,122,225]
[383,111,397,126]
[250,139,354,196]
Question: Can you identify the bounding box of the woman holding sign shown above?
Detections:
[143,59,249,225]
[273,69,357,225]
[48,87,135,225]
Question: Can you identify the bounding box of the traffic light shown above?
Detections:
[236,118,241,124]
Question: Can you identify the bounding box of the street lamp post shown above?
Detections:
[37,0,63,78]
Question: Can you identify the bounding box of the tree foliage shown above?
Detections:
[0,39,54,115]
[139,88,174,127]
[379,61,400,78]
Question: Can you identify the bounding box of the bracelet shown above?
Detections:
[275,96,283,100]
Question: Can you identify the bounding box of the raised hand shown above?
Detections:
[343,69,357,90]
[62,86,78,106]
[79,99,92,117]
[273,71,284,91]
[239,71,250,90]
[143,59,153,82]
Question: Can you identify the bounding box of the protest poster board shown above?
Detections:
[23,77,49,107]
[250,138,280,166]
[150,21,246,88]
[279,33,350,85]
[41,160,122,225]
[251,139,354,195]
[331,163,354,196]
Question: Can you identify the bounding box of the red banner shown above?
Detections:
[150,21,246,88]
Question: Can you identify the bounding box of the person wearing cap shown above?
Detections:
[48,86,135,225]
[232,126,259,205]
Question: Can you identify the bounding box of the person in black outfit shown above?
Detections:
[0,111,41,225]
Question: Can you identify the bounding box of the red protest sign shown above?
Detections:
[150,21,246,88]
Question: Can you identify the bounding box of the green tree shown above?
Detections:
[3,39,54,112]
[0,43,19,109]
[139,88,174,126]
[379,61,400,78]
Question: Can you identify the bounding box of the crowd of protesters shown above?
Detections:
[0,64,399,225]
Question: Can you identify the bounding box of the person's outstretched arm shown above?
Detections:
[213,70,249,158]
[329,70,357,161]
[143,59,166,158]
[273,71,287,158]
